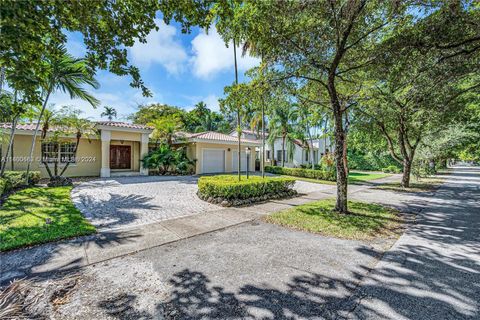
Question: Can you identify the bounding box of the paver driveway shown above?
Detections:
[72,175,336,232]
[71,176,220,231]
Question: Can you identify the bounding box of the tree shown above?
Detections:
[148,115,182,147]
[359,3,480,187]
[1,1,215,102]
[268,101,298,167]
[215,0,405,213]
[101,106,117,121]
[129,104,185,125]
[24,46,99,184]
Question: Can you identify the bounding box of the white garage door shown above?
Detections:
[202,149,225,174]
[232,150,247,172]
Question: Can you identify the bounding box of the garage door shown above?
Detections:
[202,149,225,174]
[232,150,247,172]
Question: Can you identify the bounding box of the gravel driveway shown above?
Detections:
[72,176,220,231]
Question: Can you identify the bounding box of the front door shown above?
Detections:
[110,145,131,169]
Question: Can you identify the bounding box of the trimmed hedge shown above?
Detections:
[198,175,296,205]
[0,171,41,197]
[382,165,401,174]
[265,166,336,181]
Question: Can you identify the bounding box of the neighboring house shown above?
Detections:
[230,129,332,168]
[175,131,260,174]
[0,122,153,178]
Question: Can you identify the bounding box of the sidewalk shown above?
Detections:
[0,174,398,284]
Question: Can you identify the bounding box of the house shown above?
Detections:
[0,122,153,178]
[175,131,260,174]
[230,129,332,168]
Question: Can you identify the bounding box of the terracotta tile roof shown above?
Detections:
[0,121,152,132]
[0,123,42,131]
[95,121,152,130]
[176,131,260,145]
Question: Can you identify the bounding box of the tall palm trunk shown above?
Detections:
[261,97,265,178]
[1,116,17,176]
[25,86,52,184]
[233,38,241,180]
[282,135,286,167]
[1,91,18,176]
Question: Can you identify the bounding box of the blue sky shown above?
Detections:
[50,19,260,121]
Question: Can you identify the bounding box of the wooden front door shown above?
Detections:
[110,145,131,169]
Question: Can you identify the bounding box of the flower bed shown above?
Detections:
[265,166,336,181]
[197,175,297,206]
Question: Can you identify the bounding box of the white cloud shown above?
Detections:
[129,19,188,74]
[203,94,220,112]
[190,28,260,79]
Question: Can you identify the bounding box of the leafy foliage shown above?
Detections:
[0,171,40,196]
[265,166,336,182]
[198,175,295,201]
[141,144,194,175]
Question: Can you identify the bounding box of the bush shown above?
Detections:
[265,166,336,181]
[198,175,296,201]
[0,178,6,196]
[0,171,40,197]
[348,149,400,171]
[382,165,401,174]
[141,144,195,175]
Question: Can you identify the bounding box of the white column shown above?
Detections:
[100,130,111,178]
[140,133,149,175]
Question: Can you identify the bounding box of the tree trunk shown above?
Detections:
[25,87,52,184]
[282,135,286,167]
[261,99,265,178]
[334,118,348,213]
[306,125,315,170]
[233,38,241,181]
[401,159,412,188]
[60,134,81,176]
[0,116,17,176]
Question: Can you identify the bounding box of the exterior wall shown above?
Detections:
[263,138,319,168]
[1,134,102,178]
[111,131,142,142]
[1,129,149,178]
[192,142,256,174]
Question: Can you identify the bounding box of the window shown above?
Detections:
[304,150,309,162]
[41,142,77,164]
[60,143,76,163]
[266,150,270,160]
[277,150,286,162]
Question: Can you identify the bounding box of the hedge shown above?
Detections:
[265,166,336,181]
[382,165,402,174]
[0,171,41,197]
[198,175,296,203]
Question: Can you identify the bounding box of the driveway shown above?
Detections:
[72,175,336,232]
[71,176,220,231]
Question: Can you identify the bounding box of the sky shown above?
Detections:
[50,19,260,121]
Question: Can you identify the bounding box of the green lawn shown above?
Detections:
[0,186,96,251]
[282,171,389,185]
[265,199,402,240]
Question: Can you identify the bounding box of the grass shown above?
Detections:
[265,199,402,240]
[282,171,389,185]
[0,186,96,251]
[376,177,444,193]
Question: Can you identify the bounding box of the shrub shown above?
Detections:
[382,165,401,174]
[0,178,6,196]
[0,171,40,197]
[141,144,195,175]
[265,166,336,181]
[198,175,296,201]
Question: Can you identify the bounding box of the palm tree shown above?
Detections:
[233,38,241,181]
[148,115,181,147]
[268,103,298,167]
[24,45,99,183]
[101,106,117,121]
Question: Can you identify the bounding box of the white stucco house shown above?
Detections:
[230,129,332,168]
